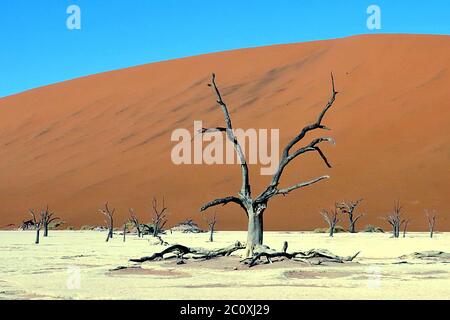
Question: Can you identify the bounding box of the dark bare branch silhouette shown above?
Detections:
[200,73,338,257]
[40,205,60,237]
[99,202,115,242]
[205,212,218,242]
[384,201,407,238]
[130,241,359,268]
[151,197,168,237]
[336,199,363,233]
[129,208,142,238]
[425,209,437,238]
[403,219,411,238]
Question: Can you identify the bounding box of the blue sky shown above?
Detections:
[0,0,449,97]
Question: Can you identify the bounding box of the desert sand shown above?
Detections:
[0,34,449,231]
[0,230,448,300]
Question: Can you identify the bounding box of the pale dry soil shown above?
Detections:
[0,231,448,300]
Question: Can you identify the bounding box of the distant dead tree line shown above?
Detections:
[19,198,439,245]
[320,198,438,238]
[95,196,175,243]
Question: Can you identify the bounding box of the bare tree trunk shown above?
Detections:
[209,227,214,242]
[35,228,40,244]
[100,203,115,242]
[43,223,49,237]
[123,224,126,242]
[426,210,436,239]
[109,216,114,239]
[245,211,264,257]
[403,220,410,238]
[348,216,356,234]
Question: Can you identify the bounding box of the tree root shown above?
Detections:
[130,241,360,268]
[241,246,360,267]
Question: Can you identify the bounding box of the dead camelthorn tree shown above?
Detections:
[385,201,407,238]
[40,205,60,237]
[99,202,115,242]
[403,219,411,238]
[320,208,340,237]
[425,210,437,238]
[151,197,168,237]
[29,209,43,244]
[129,208,143,238]
[336,199,363,233]
[200,73,338,257]
[205,212,218,242]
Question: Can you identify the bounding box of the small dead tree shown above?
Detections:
[40,205,60,237]
[129,208,142,238]
[425,210,437,238]
[205,212,218,242]
[200,73,338,257]
[336,199,363,233]
[385,201,407,238]
[99,202,115,242]
[29,209,43,244]
[151,197,168,237]
[403,219,411,238]
[123,221,127,242]
[320,208,340,237]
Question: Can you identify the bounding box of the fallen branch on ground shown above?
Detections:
[130,241,245,263]
[241,245,360,267]
[129,241,360,267]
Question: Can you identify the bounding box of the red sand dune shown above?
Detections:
[0,34,449,231]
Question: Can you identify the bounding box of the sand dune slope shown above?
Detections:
[0,34,449,230]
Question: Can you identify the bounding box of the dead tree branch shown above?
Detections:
[130,241,245,263]
[130,241,359,268]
